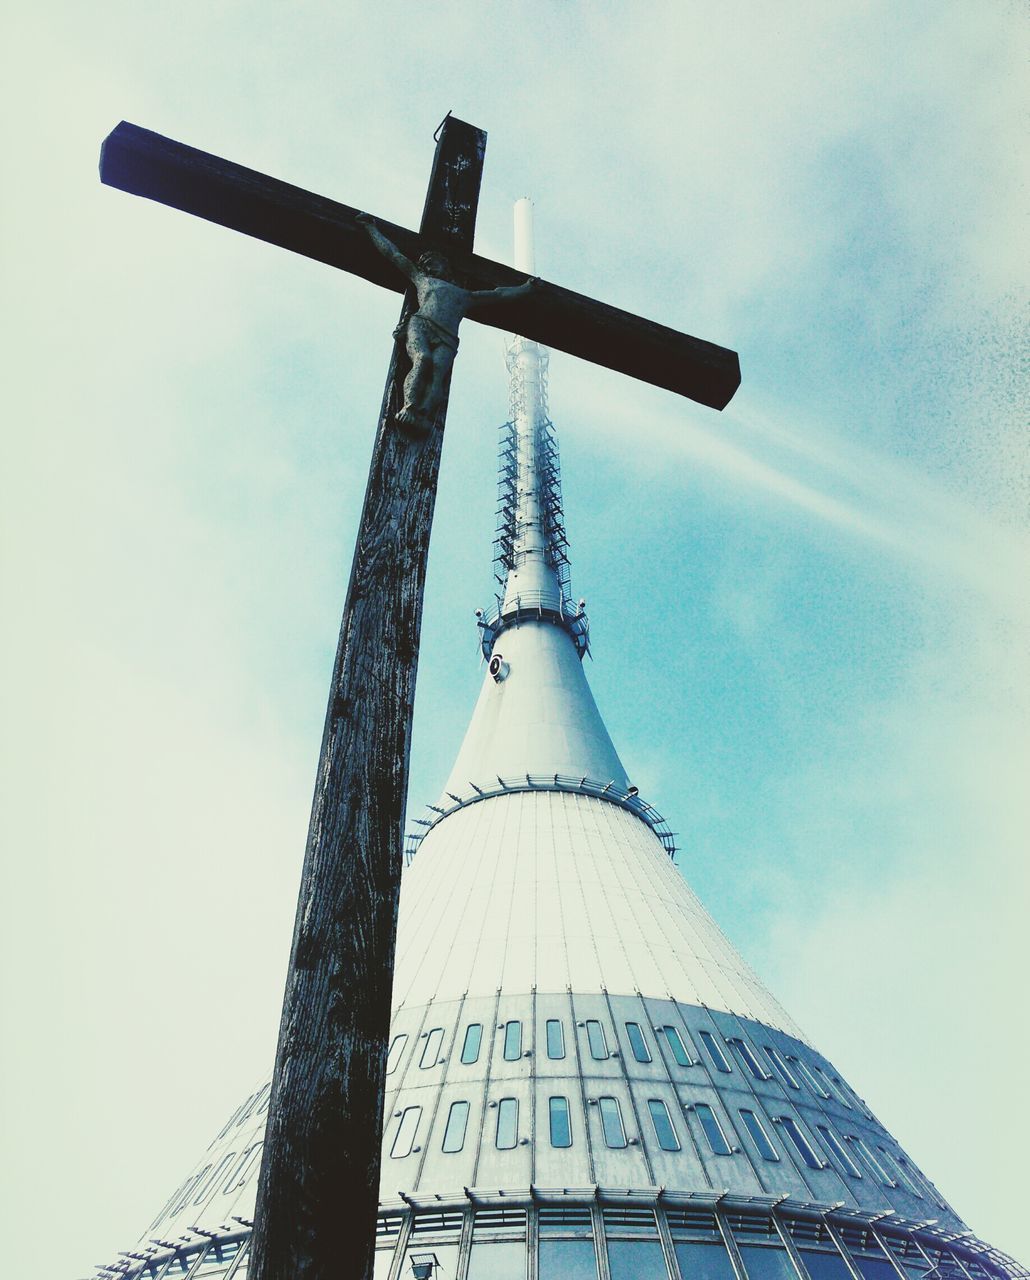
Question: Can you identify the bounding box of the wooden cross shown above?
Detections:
[99,115,740,1280]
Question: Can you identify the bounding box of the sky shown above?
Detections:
[1,2,1027,1276]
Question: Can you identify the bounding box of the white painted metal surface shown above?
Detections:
[441,621,628,800]
[397,790,802,1032]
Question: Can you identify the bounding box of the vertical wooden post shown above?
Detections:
[248,116,486,1280]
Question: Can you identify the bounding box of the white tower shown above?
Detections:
[97,207,1022,1280]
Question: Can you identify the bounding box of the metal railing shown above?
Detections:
[406,772,676,863]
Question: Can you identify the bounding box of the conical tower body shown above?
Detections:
[101,205,1020,1280]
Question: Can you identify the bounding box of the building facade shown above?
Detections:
[96,206,1023,1280]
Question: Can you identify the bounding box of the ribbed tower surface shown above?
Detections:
[97,204,1024,1280]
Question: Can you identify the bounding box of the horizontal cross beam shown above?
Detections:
[100,122,740,410]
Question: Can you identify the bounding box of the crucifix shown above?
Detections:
[99,114,740,1280]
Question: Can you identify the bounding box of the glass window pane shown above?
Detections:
[699,1030,732,1073]
[546,1019,566,1059]
[662,1025,692,1067]
[386,1033,408,1075]
[468,1240,528,1280]
[800,1251,853,1280]
[194,1154,235,1205]
[648,1099,680,1150]
[674,1242,737,1280]
[793,1058,830,1098]
[816,1124,863,1177]
[738,1246,799,1280]
[461,1023,483,1064]
[442,1100,470,1153]
[496,1097,518,1149]
[694,1103,731,1155]
[739,1109,779,1161]
[779,1116,821,1169]
[607,1239,669,1279]
[549,1096,573,1148]
[626,1022,652,1062]
[850,1135,894,1185]
[586,1020,609,1060]
[225,1142,262,1192]
[599,1096,627,1147]
[814,1065,852,1107]
[729,1038,768,1079]
[539,1239,598,1280]
[878,1147,923,1195]
[504,1021,523,1060]
[854,1259,898,1280]
[764,1046,801,1089]
[390,1106,422,1158]
[420,1027,443,1068]
[373,1249,393,1280]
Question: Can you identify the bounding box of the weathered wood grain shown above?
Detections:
[245,115,486,1280]
[100,121,740,409]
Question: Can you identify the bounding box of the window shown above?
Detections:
[546,1019,565,1059]
[442,1101,470,1153]
[798,1251,854,1280]
[503,1021,522,1061]
[608,1240,667,1280]
[586,1019,609,1060]
[817,1124,863,1177]
[539,1239,598,1280]
[878,1146,922,1196]
[419,1027,443,1068]
[496,1097,518,1149]
[729,1037,769,1079]
[699,1030,732,1073]
[390,1106,422,1158]
[660,1024,692,1066]
[694,1103,731,1155]
[223,1142,262,1193]
[598,1096,627,1147]
[837,1076,873,1117]
[625,1022,652,1062]
[386,1033,408,1076]
[470,1208,528,1279]
[170,1168,209,1215]
[814,1064,852,1107]
[739,1109,779,1161]
[193,1153,236,1204]
[549,1096,572,1147]
[764,1046,801,1089]
[674,1243,737,1280]
[737,1246,797,1280]
[793,1057,830,1098]
[648,1098,680,1150]
[461,1023,483,1064]
[849,1135,895,1186]
[778,1116,822,1169]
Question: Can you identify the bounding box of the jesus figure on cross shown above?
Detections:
[358,214,538,433]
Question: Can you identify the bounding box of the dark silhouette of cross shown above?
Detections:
[99,114,740,1280]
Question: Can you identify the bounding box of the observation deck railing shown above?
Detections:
[477,592,590,659]
[406,772,676,864]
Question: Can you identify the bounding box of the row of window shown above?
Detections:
[387,1020,869,1117]
[208,1082,271,1150]
[127,1201,985,1280]
[388,1092,935,1199]
[152,1141,264,1226]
